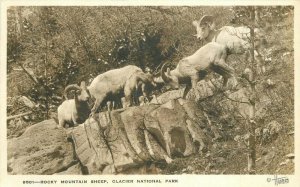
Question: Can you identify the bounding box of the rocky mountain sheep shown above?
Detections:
[88,65,156,115]
[192,15,266,55]
[57,81,91,128]
[159,42,236,99]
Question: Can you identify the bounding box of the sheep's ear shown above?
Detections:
[192,20,199,27]
[167,68,171,75]
[80,81,86,88]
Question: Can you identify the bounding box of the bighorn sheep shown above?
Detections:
[159,42,235,99]
[57,81,91,128]
[192,15,266,54]
[88,65,156,115]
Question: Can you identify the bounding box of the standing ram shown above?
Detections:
[57,81,91,128]
[159,42,236,99]
[88,65,156,115]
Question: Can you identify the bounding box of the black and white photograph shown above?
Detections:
[1,1,299,187]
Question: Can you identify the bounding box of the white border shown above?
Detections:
[1,1,299,187]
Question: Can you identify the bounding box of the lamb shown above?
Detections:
[159,42,236,98]
[57,81,91,128]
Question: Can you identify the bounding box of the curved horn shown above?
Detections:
[199,15,214,26]
[160,63,171,83]
[64,84,81,99]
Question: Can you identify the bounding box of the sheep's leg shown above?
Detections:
[133,91,139,105]
[112,98,119,109]
[214,59,234,75]
[112,100,116,110]
[139,96,145,106]
[213,60,235,87]
[107,101,112,111]
[124,93,132,108]
[141,84,150,103]
[183,83,192,99]
[124,84,134,107]
[183,74,200,99]
[191,75,200,88]
[90,97,104,116]
[121,97,126,108]
[58,119,65,129]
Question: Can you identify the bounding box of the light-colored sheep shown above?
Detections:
[57,81,91,128]
[88,65,156,115]
[159,42,236,98]
[192,15,266,55]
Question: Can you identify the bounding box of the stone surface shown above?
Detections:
[7,77,279,174]
[151,89,184,104]
[64,98,210,174]
[55,163,82,175]
[7,119,75,175]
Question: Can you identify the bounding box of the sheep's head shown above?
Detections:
[160,63,180,90]
[145,72,157,88]
[64,81,90,101]
[192,15,216,41]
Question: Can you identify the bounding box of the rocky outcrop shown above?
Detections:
[152,77,271,121]
[7,75,277,175]
[65,98,210,174]
[7,119,75,175]
[151,79,220,105]
[7,98,212,175]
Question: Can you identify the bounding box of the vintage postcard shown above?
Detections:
[1,0,299,187]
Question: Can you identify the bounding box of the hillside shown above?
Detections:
[6,6,294,174]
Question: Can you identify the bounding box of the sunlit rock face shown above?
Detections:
[8,98,211,175]
[68,99,209,174]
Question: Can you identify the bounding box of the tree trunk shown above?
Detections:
[247,6,256,174]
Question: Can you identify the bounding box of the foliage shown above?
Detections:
[7,6,294,140]
[6,6,294,174]
[7,6,231,119]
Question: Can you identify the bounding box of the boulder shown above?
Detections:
[151,89,184,104]
[17,96,36,108]
[7,119,75,175]
[151,79,220,105]
[186,80,217,101]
